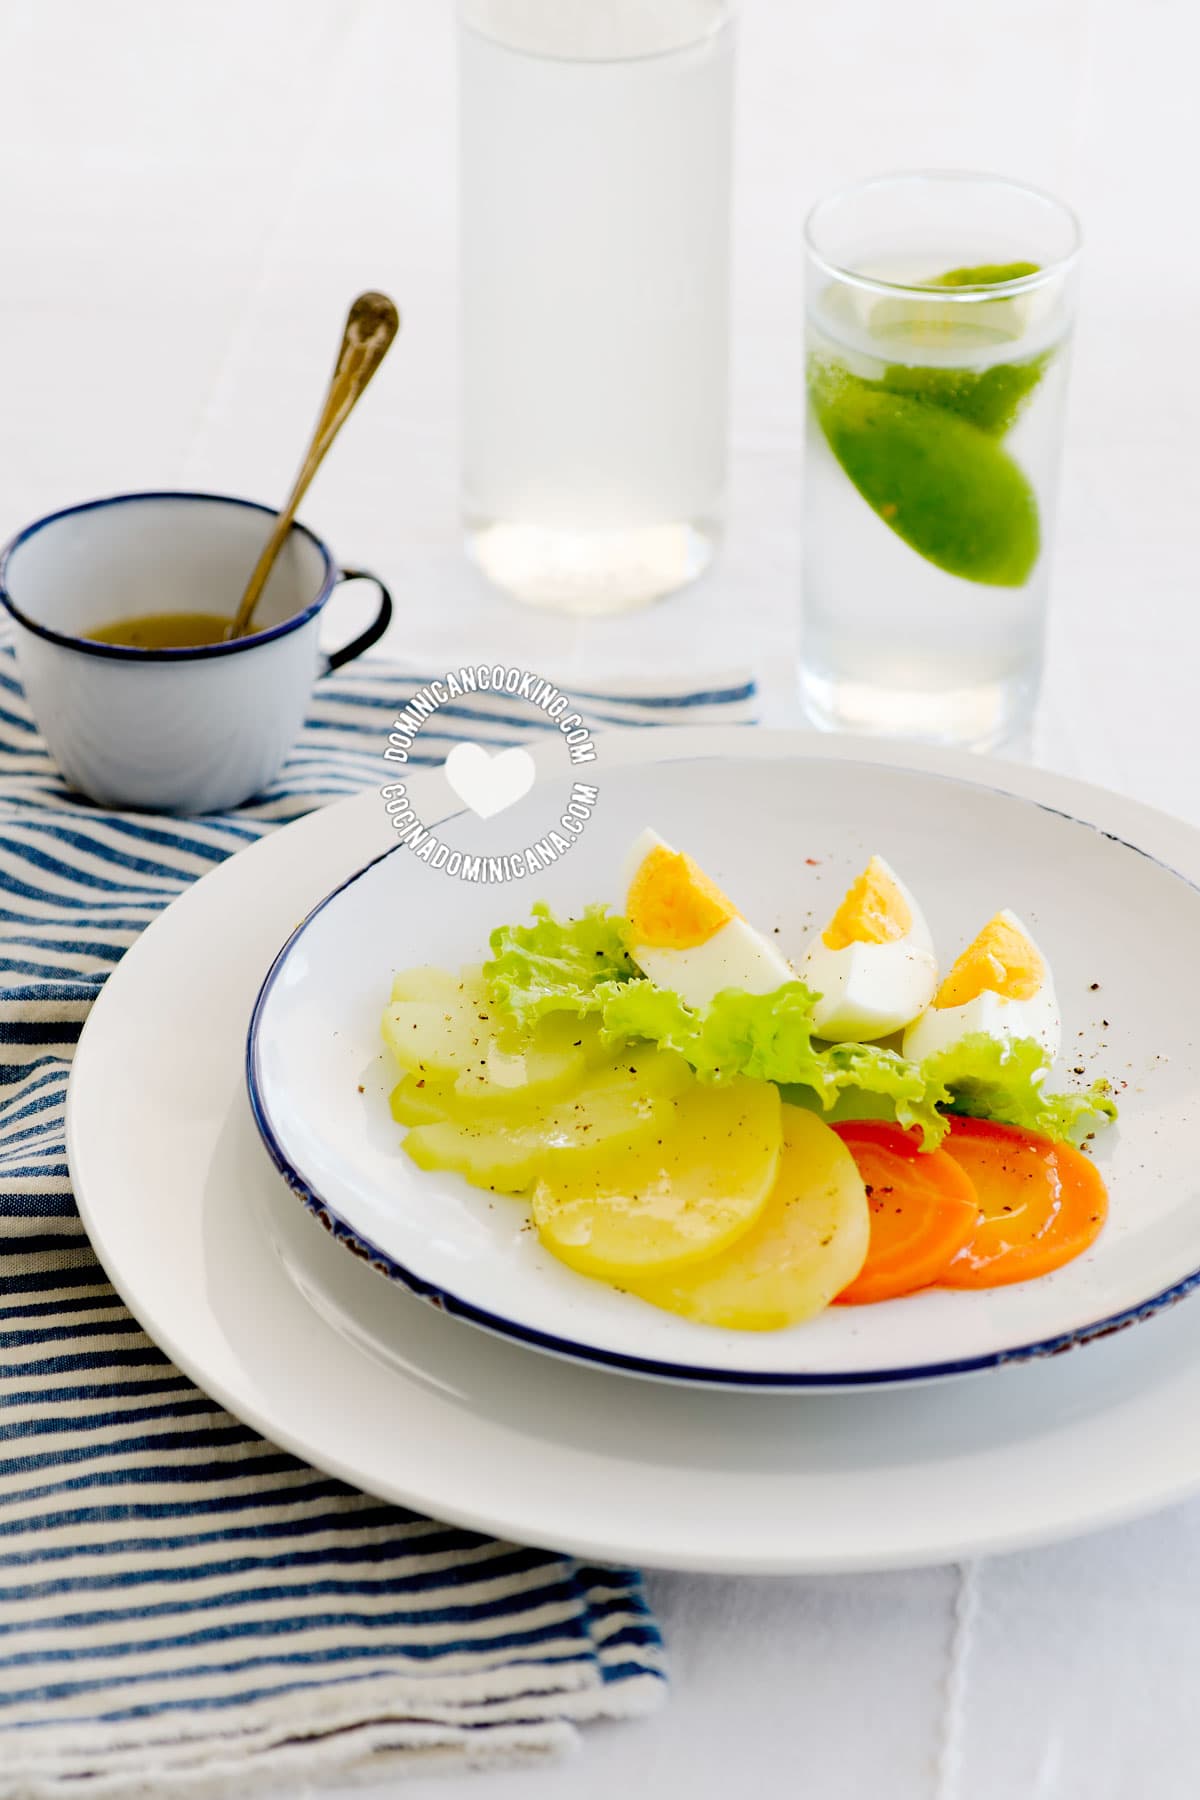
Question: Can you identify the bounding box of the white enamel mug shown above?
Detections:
[0,491,392,813]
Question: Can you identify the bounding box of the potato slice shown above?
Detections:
[532,1077,781,1280]
[389,1075,456,1128]
[630,1106,869,1330]
[382,965,600,1108]
[389,964,477,1005]
[403,1049,693,1194]
[381,968,493,1079]
[451,1014,604,1111]
[403,1118,548,1193]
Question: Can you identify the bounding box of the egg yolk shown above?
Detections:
[934,912,1044,1008]
[822,857,912,950]
[626,846,739,949]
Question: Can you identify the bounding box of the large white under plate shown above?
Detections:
[66,729,1200,1571]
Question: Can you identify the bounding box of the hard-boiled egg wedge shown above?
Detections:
[798,855,937,1042]
[902,909,1060,1064]
[623,828,794,1011]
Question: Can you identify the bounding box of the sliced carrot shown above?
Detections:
[939,1116,1109,1288]
[831,1121,981,1305]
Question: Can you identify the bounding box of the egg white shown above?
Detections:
[624,829,795,1011]
[798,860,937,1042]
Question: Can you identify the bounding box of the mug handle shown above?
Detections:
[321,567,394,674]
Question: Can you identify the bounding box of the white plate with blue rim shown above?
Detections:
[67,728,1200,1570]
[245,747,1200,1392]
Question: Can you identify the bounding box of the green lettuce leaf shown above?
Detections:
[599,979,947,1143]
[483,909,1118,1150]
[486,902,636,1024]
[921,1033,1118,1146]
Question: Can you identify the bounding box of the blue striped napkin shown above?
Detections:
[0,648,755,1794]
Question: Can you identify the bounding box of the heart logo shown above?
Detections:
[443,741,537,819]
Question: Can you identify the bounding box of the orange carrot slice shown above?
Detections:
[832,1121,981,1305]
[939,1116,1109,1288]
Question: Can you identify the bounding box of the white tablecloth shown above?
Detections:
[3,1,1198,1794]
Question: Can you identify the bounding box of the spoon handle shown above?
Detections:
[229,291,400,639]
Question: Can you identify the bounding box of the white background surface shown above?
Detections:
[2,1,1199,1794]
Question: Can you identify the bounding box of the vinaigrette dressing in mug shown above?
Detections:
[86,613,233,649]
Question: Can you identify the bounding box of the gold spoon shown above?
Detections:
[228,290,400,640]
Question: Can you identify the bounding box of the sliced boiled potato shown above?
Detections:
[404,1117,550,1193]
[403,1048,693,1195]
[532,1077,781,1281]
[451,1014,604,1112]
[389,1074,456,1128]
[382,966,493,1079]
[383,964,601,1108]
[630,1106,869,1330]
[389,964,476,1005]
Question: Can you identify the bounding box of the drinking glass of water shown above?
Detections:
[800,172,1080,749]
[459,0,735,615]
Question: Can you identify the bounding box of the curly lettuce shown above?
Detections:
[484,907,1118,1150]
[486,902,636,1022]
[922,1033,1117,1145]
[599,979,947,1143]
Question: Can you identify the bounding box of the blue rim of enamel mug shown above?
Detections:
[0,490,337,662]
[244,777,1200,1391]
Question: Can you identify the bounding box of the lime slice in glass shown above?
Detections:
[878,353,1049,436]
[928,261,1041,288]
[865,261,1049,434]
[809,360,1040,587]
[867,294,1021,356]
